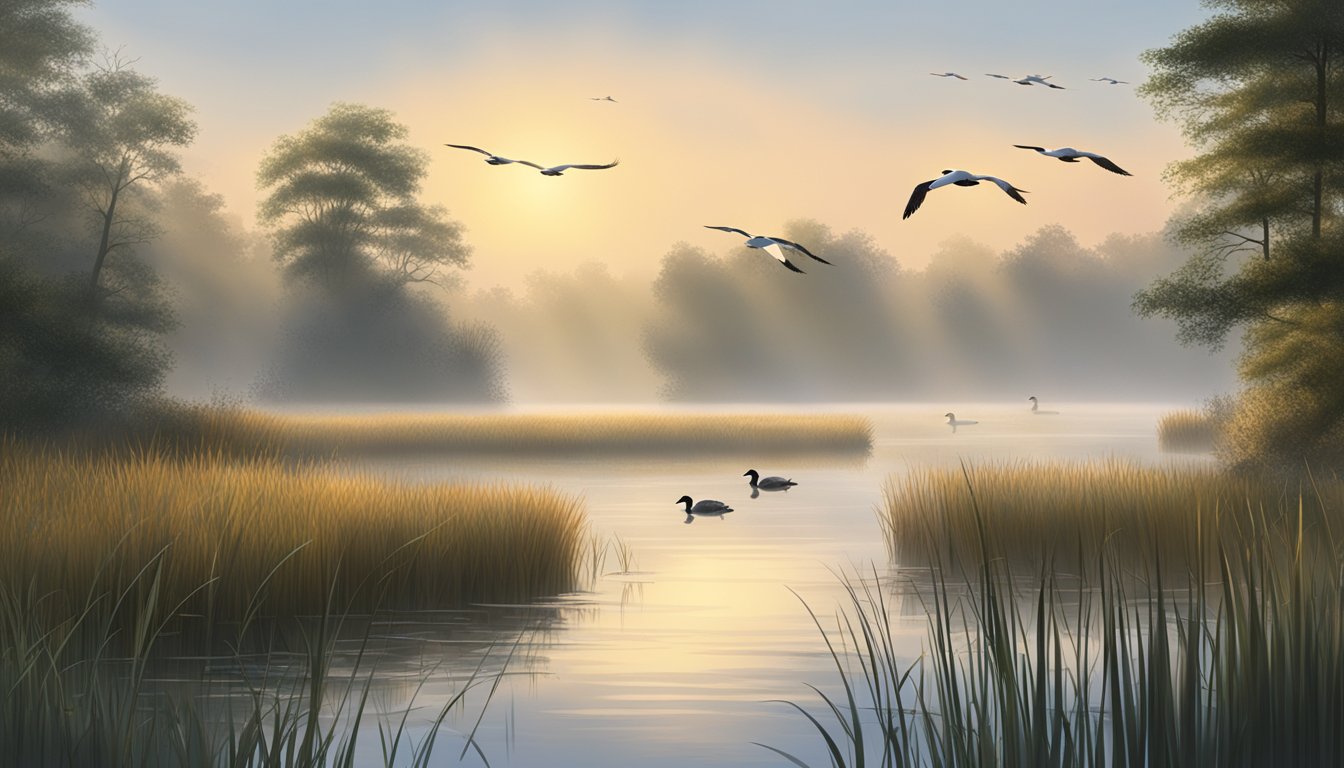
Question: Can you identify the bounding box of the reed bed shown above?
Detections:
[879,460,1344,572]
[1157,408,1221,453]
[0,441,589,624]
[777,462,1344,767]
[132,403,875,459]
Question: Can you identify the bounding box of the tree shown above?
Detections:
[255,104,502,403]
[56,56,196,293]
[257,103,469,288]
[1135,0,1344,468]
[0,0,91,231]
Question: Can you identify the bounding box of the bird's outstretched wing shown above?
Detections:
[902,180,934,219]
[773,237,832,265]
[1085,155,1132,176]
[762,243,805,273]
[984,176,1029,204]
[444,144,493,156]
[514,160,545,170]
[1013,144,1047,153]
[554,160,620,172]
[985,73,1012,79]
[705,225,753,238]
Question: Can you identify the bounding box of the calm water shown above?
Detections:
[272,402,1201,767]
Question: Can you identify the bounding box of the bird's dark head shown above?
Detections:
[944,412,955,418]
[676,495,693,506]
[940,169,953,175]
[1028,396,1037,402]
[743,469,758,478]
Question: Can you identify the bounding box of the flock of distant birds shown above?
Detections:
[444,72,1132,273]
[678,397,1060,522]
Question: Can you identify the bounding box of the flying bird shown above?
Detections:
[902,170,1028,220]
[704,226,832,273]
[443,144,535,166]
[1012,145,1133,176]
[929,72,969,80]
[590,95,618,102]
[986,73,1066,89]
[1090,77,1129,85]
[517,159,620,176]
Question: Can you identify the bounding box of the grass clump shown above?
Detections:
[781,463,1344,767]
[0,440,588,624]
[1157,398,1231,454]
[130,403,875,459]
[878,459,1344,572]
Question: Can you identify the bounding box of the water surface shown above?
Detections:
[338,402,1201,766]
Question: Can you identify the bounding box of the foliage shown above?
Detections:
[0,256,170,428]
[1135,0,1344,470]
[257,102,468,287]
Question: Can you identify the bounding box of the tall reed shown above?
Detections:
[779,463,1344,767]
[879,460,1344,572]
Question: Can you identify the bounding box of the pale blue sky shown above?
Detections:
[83,1,1214,287]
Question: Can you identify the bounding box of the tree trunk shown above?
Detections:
[1262,218,1270,260]
[89,184,120,292]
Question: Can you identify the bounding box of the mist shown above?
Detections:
[442,220,1236,404]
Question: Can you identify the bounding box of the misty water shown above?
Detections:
[193,403,1207,766]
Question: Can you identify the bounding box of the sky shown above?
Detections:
[83,0,1214,290]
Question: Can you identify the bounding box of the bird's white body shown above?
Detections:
[987,73,1065,89]
[1012,145,1133,176]
[705,226,831,273]
[903,170,1028,219]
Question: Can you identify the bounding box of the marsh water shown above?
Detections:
[197,403,1206,766]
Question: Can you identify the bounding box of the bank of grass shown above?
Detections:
[124,403,875,459]
[0,440,588,623]
[778,462,1344,766]
[0,439,584,765]
[878,460,1344,572]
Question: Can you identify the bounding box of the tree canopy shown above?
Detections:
[1136,0,1344,469]
[257,103,469,288]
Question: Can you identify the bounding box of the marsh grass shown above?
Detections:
[878,460,1344,573]
[0,560,512,767]
[781,464,1344,767]
[126,403,875,459]
[0,440,588,627]
[0,438,570,765]
[1157,398,1232,454]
